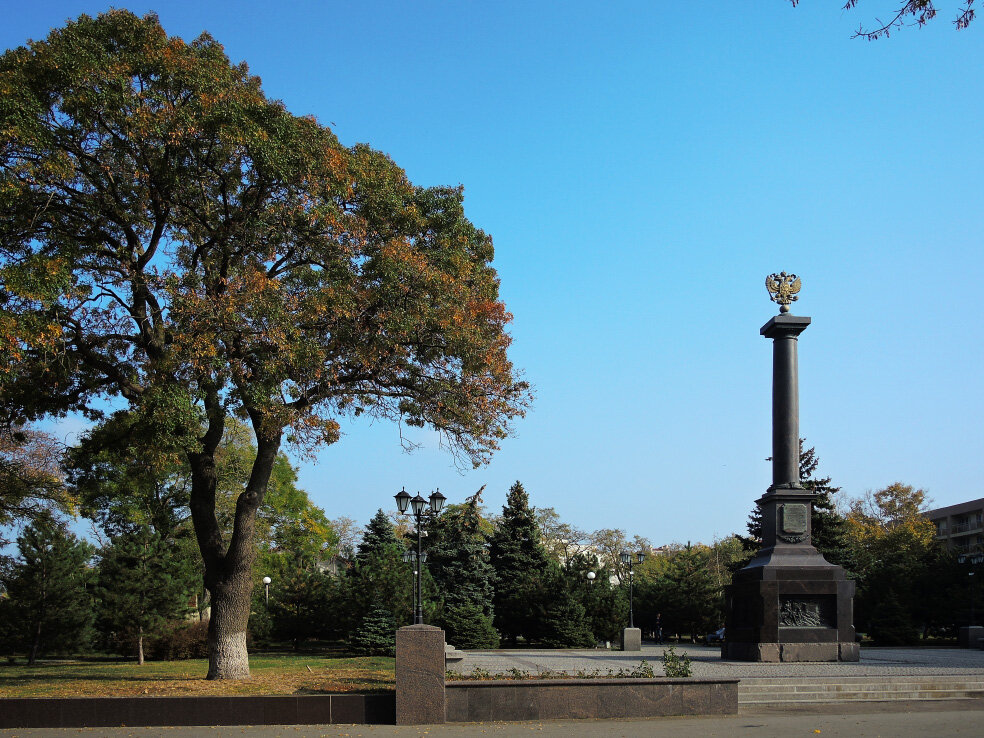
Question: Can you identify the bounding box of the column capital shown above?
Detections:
[761,314,811,339]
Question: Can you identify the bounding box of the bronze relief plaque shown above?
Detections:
[778,503,808,543]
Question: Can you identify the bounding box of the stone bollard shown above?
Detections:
[957,626,984,649]
[621,627,642,651]
[395,624,446,725]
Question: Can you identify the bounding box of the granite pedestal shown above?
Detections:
[621,627,642,651]
[958,626,984,649]
[395,624,446,725]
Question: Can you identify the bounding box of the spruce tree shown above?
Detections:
[539,564,594,648]
[343,509,438,636]
[351,604,397,656]
[800,444,851,568]
[357,509,401,561]
[96,525,194,663]
[662,543,718,642]
[428,489,498,648]
[1,516,94,664]
[744,440,850,568]
[488,481,552,645]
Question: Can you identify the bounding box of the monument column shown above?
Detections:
[768,315,807,490]
[722,273,857,663]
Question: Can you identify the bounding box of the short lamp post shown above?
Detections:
[262,576,272,606]
[619,551,646,629]
[395,487,446,624]
[586,571,596,586]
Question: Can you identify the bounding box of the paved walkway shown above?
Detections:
[3,701,984,738]
[447,643,984,678]
[4,646,984,737]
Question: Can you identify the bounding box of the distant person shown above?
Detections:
[655,613,663,644]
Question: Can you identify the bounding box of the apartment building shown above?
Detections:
[925,498,984,554]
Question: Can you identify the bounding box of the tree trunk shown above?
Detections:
[205,573,253,679]
[28,619,41,666]
[189,404,281,680]
[138,626,144,666]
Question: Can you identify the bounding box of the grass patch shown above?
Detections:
[0,654,395,698]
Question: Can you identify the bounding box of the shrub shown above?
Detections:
[148,619,209,660]
[661,645,692,677]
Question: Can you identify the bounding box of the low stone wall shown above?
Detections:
[0,694,395,729]
[445,678,739,722]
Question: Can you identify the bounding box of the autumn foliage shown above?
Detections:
[0,10,530,678]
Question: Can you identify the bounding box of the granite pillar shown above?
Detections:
[723,306,857,662]
[395,625,446,725]
[621,628,641,651]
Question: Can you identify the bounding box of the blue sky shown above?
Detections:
[4,1,983,545]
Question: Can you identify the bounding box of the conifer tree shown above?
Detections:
[0,516,94,664]
[428,489,498,647]
[800,444,851,568]
[343,509,438,635]
[96,525,195,663]
[267,567,336,647]
[539,564,594,648]
[661,543,718,642]
[357,509,402,561]
[744,440,849,567]
[351,604,397,657]
[488,481,552,645]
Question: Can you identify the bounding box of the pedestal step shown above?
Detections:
[739,676,984,704]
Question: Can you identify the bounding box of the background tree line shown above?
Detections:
[2,425,978,662]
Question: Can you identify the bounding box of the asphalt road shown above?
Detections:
[2,701,984,738]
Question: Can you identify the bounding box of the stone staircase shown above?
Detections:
[739,675,984,705]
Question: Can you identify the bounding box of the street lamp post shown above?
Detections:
[401,549,428,620]
[262,576,271,606]
[395,487,446,624]
[959,552,984,626]
[619,551,646,629]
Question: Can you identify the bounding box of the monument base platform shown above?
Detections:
[722,641,859,662]
[724,550,857,663]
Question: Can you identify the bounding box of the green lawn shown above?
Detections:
[0,654,395,698]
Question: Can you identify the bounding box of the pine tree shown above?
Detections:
[488,481,552,645]
[95,526,194,663]
[0,516,94,664]
[267,567,336,647]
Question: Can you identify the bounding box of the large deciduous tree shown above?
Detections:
[0,11,529,678]
[791,1,976,40]
[845,482,940,643]
[0,424,73,545]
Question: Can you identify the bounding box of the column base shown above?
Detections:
[722,641,858,662]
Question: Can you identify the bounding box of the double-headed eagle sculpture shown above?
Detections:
[765,272,801,313]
